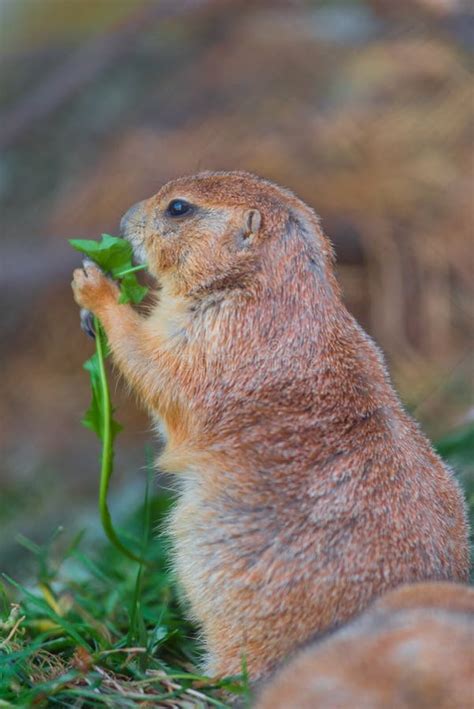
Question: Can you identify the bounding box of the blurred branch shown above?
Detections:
[0,0,220,152]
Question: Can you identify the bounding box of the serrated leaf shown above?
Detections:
[82,348,122,442]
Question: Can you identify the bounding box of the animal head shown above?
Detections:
[120,171,335,297]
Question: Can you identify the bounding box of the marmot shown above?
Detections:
[256,582,474,709]
[72,171,469,679]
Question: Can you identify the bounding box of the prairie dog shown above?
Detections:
[256,582,474,709]
[72,170,469,679]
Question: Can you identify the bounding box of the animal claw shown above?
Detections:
[80,308,96,339]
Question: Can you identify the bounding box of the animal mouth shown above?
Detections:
[127,233,147,266]
[120,210,147,265]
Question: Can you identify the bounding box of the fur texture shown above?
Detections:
[72,171,469,679]
[256,582,474,709]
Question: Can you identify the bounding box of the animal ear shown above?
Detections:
[239,208,261,246]
[245,208,261,235]
[235,208,262,250]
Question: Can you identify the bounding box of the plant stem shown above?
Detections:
[115,264,148,277]
[94,316,150,566]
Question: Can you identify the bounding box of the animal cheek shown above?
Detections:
[156,241,180,271]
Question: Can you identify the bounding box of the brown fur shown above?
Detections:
[256,582,474,709]
[71,170,469,679]
[373,579,474,614]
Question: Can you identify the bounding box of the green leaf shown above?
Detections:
[69,233,148,306]
[82,347,122,443]
[69,234,133,274]
[118,273,149,304]
[0,582,9,621]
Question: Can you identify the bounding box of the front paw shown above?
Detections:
[71,260,119,314]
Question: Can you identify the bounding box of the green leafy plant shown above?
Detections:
[70,234,148,304]
[1,492,245,707]
[70,235,149,564]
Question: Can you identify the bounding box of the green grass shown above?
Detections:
[0,476,249,707]
[0,425,472,707]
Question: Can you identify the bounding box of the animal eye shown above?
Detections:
[166,199,192,217]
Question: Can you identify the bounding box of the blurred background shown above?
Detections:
[1,0,472,574]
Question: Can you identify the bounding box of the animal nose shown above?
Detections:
[120,201,145,237]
